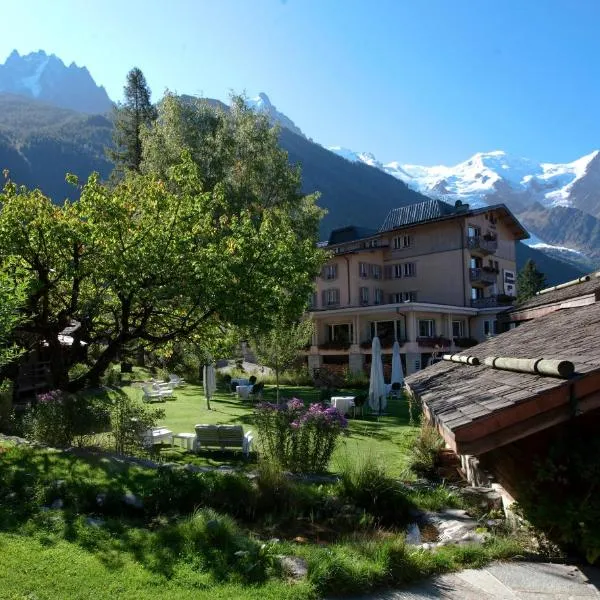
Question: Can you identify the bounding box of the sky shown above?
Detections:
[1,0,599,166]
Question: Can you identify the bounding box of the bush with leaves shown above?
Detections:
[109,391,165,454]
[254,398,348,473]
[409,422,445,478]
[26,390,110,447]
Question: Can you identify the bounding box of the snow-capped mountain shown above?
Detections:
[246,93,305,138]
[0,50,112,114]
[328,147,600,215]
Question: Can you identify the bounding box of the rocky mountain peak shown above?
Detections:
[0,49,112,114]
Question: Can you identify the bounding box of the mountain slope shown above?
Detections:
[0,94,113,200]
[0,50,112,114]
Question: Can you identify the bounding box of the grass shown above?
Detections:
[101,375,420,477]
[0,441,526,599]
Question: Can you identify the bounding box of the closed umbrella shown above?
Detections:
[368,336,387,414]
[391,340,404,387]
[203,363,216,410]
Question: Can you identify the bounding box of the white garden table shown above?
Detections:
[331,396,355,416]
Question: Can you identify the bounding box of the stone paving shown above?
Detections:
[339,562,600,599]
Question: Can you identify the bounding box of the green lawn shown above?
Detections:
[124,380,419,477]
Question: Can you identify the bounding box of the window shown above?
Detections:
[324,264,338,280]
[414,359,421,372]
[392,291,417,303]
[359,286,370,305]
[322,288,340,307]
[374,288,383,305]
[308,292,317,309]
[393,235,413,249]
[371,264,382,279]
[468,225,481,238]
[393,264,402,278]
[484,320,498,336]
[370,320,397,340]
[470,256,482,269]
[471,287,484,300]
[328,323,352,343]
[359,262,369,278]
[365,239,379,248]
[418,319,435,338]
[452,320,464,338]
[403,262,416,277]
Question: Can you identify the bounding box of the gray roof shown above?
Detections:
[328,226,378,245]
[405,301,600,450]
[379,199,458,233]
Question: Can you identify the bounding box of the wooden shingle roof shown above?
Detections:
[406,301,600,455]
[512,273,600,312]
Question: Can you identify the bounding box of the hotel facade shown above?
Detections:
[307,199,528,377]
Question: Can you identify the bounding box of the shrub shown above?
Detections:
[26,391,110,447]
[101,364,122,387]
[0,379,14,434]
[516,432,600,564]
[336,454,413,526]
[254,399,348,473]
[342,369,369,389]
[68,362,89,382]
[109,391,164,454]
[409,422,445,478]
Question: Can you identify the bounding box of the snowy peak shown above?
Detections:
[328,144,600,214]
[0,49,112,114]
[245,92,305,138]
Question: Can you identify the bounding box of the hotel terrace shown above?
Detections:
[307,199,528,377]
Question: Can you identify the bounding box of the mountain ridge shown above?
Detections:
[0,50,113,114]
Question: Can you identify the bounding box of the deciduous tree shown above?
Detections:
[252,318,314,402]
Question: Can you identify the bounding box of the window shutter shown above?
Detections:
[333,265,338,279]
[321,290,326,307]
[335,288,340,304]
[384,265,392,279]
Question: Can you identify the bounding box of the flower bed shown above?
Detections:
[254,398,348,473]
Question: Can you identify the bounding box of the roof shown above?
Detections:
[511,273,600,313]
[327,226,378,245]
[379,199,457,232]
[405,301,600,455]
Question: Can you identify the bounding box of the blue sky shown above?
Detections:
[1,0,599,165]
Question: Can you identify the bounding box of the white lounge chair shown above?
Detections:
[168,374,185,387]
[142,384,173,402]
[142,427,173,447]
[193,424,254,457]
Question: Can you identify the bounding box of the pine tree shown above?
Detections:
[109,68,157,173]
[517,259,546,303]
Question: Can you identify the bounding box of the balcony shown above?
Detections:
[471,294,515,308]
[469,267,498,285]
[466,235,497,255]
[360,336,406,350]
[416,336,452,348]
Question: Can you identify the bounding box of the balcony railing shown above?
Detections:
[471,294,515,308]
[416,336,452,348]
[466,236,497,254]
[469,267,498,285]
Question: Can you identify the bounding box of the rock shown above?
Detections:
[405,522,422,545]
[96,492,107,506]
[122,492,143,509]
[86,517,105,527]
[50,499,64,509]
[460,486,502,511]
[234,550,249,558]
[268,538,280,544]
[278,555,308,579]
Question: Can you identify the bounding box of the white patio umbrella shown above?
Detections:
[203,363,217,410]
[390,340,404,387]
[368,336,387,414]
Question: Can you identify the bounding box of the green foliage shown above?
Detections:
[516,430,600,563]
[254,399,348,473]
[342,368,369,389]
[336,454,414,526]
[24,390,111,447]
[109,67,157,173]
[517,259,547,303]
[108,391,164,454]
[252,318,314,401]
[409,422,445,478]
[0,142,324,390]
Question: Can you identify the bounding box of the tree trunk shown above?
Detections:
[276,365,280,404]
[68,336,126,392]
